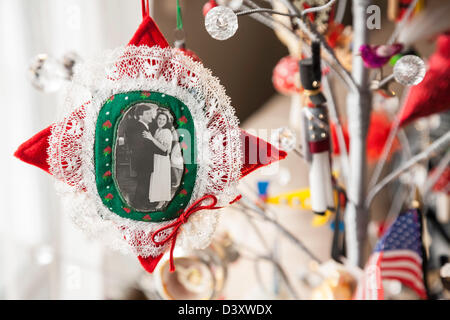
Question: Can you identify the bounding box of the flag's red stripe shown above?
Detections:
[381,268,425,291]
[381,255,421,265]
[380,256,423,270]
[381,271,425,294]
[380,265,423,281]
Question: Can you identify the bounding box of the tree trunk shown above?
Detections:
[344,0,372,267]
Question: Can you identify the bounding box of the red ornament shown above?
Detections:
[14,14,287,275]
[272,56,301,95]
[366,111,400,163]
[329,111,399,162]
[399,33,450,127]
[202,0,218,16]
[326,22,345,48]
[431,166,450,195]
[330,121,349,156]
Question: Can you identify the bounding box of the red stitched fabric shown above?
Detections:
[239,129,287,179]
[399,33,450,127]
[14,125,52,173]
[14,15,288,275]
[128,15,169,48]
[138,254,164,273]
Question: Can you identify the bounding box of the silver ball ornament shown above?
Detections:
[205,6,238,41]
[393,55,426,86]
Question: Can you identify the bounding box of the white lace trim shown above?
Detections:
[47,45,242,258]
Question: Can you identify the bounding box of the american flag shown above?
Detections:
[353,209,428,300]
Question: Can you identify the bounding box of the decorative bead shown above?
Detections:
[29,52,81,93]
[205,6,238,41]
[271,127,296,152]
[393,55,426,86]
[29,54,66,92]
[389,53,402,66]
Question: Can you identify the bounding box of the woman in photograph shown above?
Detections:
[143,111,173,210]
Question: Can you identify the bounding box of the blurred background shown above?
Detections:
[0,0,448,299]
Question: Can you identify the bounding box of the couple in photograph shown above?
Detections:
[128,103,173,211]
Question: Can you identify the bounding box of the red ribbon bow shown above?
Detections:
[151,194,221,272]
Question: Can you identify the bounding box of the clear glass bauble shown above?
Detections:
[29,54,67,92]
[393,55,426,86]
[271,127,296,152]
[205,6,238,41]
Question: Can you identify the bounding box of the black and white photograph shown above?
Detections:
[114,103,184,212]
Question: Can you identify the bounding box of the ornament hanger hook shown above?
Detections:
[173,0,186,48]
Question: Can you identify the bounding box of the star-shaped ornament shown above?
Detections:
[14,15,286,273]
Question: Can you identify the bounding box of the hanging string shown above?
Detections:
[141,0,150,18]
[176,0,183,30]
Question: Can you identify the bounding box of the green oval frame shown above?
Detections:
[95,91,197,222]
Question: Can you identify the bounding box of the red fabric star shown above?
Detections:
[14,15,287,274]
